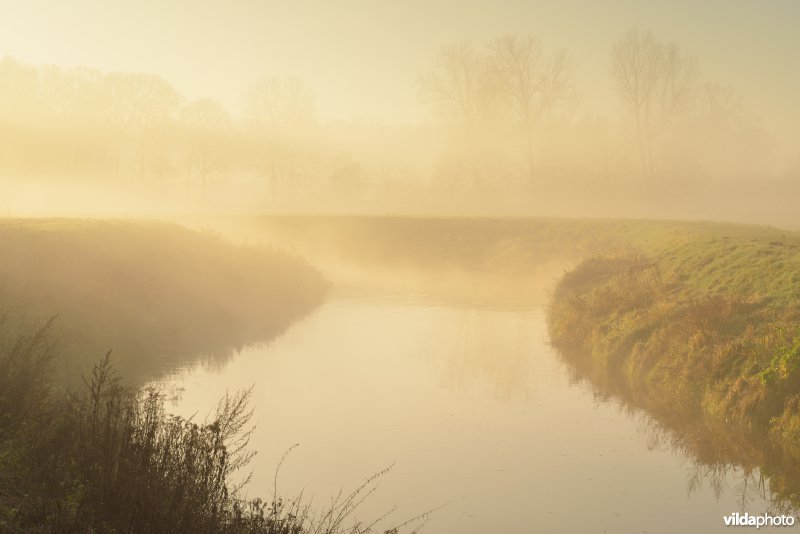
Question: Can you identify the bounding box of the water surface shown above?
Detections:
[158,289,783,533]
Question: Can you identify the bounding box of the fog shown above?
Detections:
[3,4,800,531]
[0,1,798,225]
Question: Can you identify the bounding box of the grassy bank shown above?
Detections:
[0,218,328,381]
[202,214,800,453]
[547,223,800,500]
[247,215,800,503]
[4,214,799,525]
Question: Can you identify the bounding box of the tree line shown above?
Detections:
[419,29,772,188]
[0,28,781,210]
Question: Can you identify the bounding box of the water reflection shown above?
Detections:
[562,355,800,515]
[155,292,795,533]
[425,307,539,401]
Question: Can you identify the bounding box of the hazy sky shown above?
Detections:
[1,0,798,150]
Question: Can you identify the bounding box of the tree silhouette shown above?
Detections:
[611,29,696,178]
[489,34,575,181]
[180,98,233,197]
[243,77,317,197]
[419,42,499,128]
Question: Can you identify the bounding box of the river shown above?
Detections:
[155,287,785,533]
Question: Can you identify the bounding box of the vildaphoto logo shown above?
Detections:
[723,512,796,528]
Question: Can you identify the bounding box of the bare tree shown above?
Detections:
[104,73,182,182]
[419,42,499,128]
[489,34,575,180]
[696,83,741,125]
[243,77,315,128]
[419,42,508,194]
[611,29,696,178]
[689,83,772,177]
[180,98,232,197]
[243,77,316,197]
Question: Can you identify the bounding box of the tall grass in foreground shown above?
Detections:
[0,317,425,533]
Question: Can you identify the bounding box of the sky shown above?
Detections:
[0,0,798,150]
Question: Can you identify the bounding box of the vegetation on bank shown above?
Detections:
[547,226,800,453]
[258,215,800,503]
[4,214,800,526]
[0,220,420,532]
[0,219,328,382]
[0,319,414,533]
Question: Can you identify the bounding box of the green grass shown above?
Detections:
[547,249,800,505]
[607,221,800,301]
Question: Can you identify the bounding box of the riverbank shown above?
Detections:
[251,215,800,504]
[546,223,800,502]
[3,214,799,528]
[0,218,339,532]
[0,218,328,382]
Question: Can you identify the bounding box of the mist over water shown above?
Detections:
[2,2,799,532]
[155,288,782,533]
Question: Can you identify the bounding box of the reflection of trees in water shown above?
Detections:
[562,354,800,512]
[434,308,539,400]
[143,321,298,388]
[684,463,767,512]
[148,341,274,407]
[641,416,775,512]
